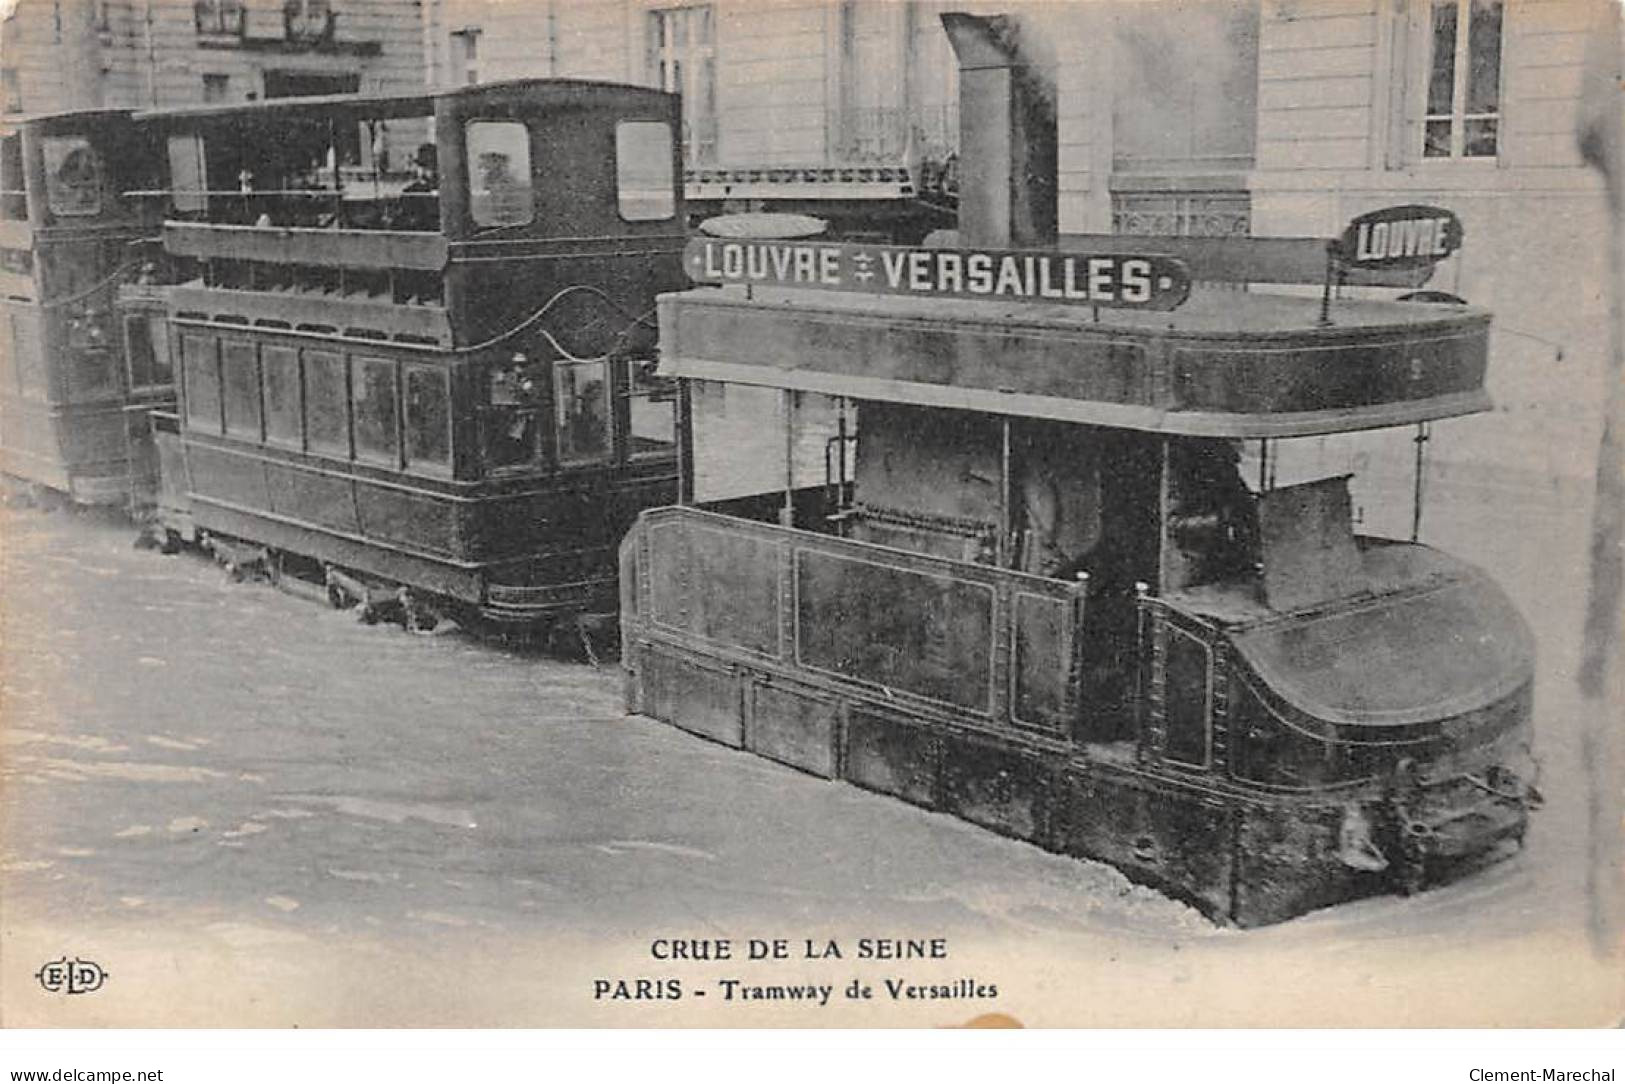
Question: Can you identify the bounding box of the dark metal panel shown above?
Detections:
[747,681,838,779]
[263,455,359,534]
[689,523,782,656]
[1011,590,1072,734]
[843,708,938,809]
[1056,768,1237,921]
[641,649,743,749]
[939,736,1050,843]
[795,547,995,714]
[353,482,461,556]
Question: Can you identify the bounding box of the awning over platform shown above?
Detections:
[657,287,1493,439]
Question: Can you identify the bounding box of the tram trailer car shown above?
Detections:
[135,80,687,627]
[0,109,171,507]
[618,13,1541,926]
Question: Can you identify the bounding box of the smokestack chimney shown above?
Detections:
[940,11,1057,250]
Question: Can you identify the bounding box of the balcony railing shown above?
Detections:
[831,103,958,172]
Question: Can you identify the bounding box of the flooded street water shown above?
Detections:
[1,469,1618,1026]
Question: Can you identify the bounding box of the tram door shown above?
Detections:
[1012,423,1160,742]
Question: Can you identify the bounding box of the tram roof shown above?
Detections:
[130,78,674,127]
[657,287,1494,439]
[0,106,136,133]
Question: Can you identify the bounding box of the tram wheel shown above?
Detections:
[399,589,442,634]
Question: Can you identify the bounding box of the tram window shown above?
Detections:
[41,136,101,217]
[481,356,545,471]
[1162,627,1211,768]
[465,121,532,228]
[261,345,301,447]
[182,334,222,433]
[615,122,675,222]
[350,356,399,466]
[67,341,118,401]
[481,360,546,471]
[10,312,46,400]
[403,364,450,469]
[303,349,349,456]
[167,135,207,215]
[124,315,173,392]
[556,359,610,463]
[221,341,262,440]
[626,357,675,459]
[0,135,25,220]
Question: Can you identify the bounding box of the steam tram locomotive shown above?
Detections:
[0,107,170,506]
[617,13,1541,925]
[131,79,686,627]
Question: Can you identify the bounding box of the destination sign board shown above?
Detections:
[682,237,1192,311]
[1335,205,1463,271]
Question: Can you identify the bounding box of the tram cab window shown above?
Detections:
[404,364,451,469]
[0,135,25,220]
[123,314,174,392]
[465,121,532,228]
[615,122,675,222]
[351,356,400,465]
[625,357,675,459]
[41,136,102,217]
[556,359,611,464]
[481,354,546,471]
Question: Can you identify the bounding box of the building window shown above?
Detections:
[2,67,21,112]
[1112,192,1250,238]
[450,27,479,86]
[1423,0,1502,159]
[194,0,244,37]
[646,5,716,165]
[0,134,25,218]
[284,0,333,44]
[201,74,230,103]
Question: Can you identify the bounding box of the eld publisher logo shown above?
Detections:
[35,957,108,995]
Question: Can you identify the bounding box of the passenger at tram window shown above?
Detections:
[1016,424,1103,580]
[388,143,438,232]
[1166,438,1258,588]
[482,353,546,470]
[555,359,610,463]
[625,356,676,457]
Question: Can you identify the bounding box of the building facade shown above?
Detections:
[0,0,422,114]
[420,0,962,172]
